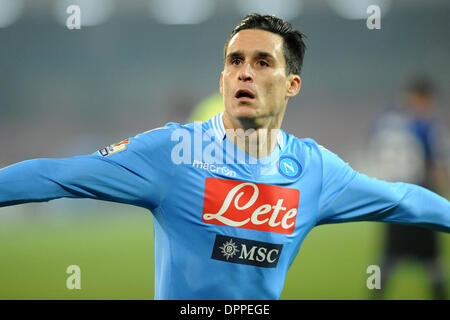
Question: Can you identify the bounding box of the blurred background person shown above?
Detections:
[367,75,449,299]
[188,92,223,123]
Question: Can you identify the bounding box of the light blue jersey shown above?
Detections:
[1,113,449,299]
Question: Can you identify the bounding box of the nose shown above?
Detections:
[238,62,253,82]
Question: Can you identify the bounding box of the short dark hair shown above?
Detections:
[406,76,435,98]
[224,13,307,75]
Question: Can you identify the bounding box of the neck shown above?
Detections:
[222,109,285,158]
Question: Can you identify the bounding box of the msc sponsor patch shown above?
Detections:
[98,139,130,157]
[211,234,283,268]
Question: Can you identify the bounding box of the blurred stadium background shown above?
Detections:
[0,0,449,299]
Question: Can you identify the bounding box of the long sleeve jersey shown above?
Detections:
[1,113,449,299]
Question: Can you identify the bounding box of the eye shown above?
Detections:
[258,60,269,67]
[231,58,242,65]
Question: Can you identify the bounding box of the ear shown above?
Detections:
[286,74,301,98]
[219,72,224,95]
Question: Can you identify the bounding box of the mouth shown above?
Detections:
[234,89,255,100]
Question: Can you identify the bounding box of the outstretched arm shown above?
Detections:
[317,146,450,232]
[0,129,174,210]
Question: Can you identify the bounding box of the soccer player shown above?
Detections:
[0,14,449,300]
[368,77,449,299]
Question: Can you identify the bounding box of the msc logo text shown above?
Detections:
[211,235,283,268]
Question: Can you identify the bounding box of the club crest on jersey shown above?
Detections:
[202,178,300,234]
[98,139,130,157]
[278,156,302,179]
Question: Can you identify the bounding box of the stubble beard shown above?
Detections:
[231,105,284,131]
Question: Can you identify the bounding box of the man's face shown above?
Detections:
[220,29,300,126]
[406,92,434,114]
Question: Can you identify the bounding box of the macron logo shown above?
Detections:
[192,160,236,177]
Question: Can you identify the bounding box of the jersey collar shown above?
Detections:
[210,112,285,151]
